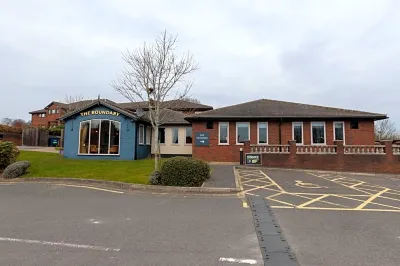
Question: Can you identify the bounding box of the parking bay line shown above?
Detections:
[0,237,120,252]
[219,257,257,265]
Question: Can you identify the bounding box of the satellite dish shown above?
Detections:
[136,108,145,117]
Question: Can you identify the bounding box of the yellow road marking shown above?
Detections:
[271,206,294,209]
[57,184,124,194]
[258,171,285,192]
[297,195,329,208]
[294,194,348,208]
[266,192,283,199]
[349,182,365,188]
[355,188,390,210]
[268,198,296,207]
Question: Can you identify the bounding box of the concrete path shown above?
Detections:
[0,182,263,265]
[203,165,238,188]
[17,146,58,153]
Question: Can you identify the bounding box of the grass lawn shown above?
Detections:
[17,151,155,184]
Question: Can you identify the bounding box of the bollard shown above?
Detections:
[240,148,244,165]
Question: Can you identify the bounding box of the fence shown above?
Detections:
[22,128,49,146]
[245,140,400,174]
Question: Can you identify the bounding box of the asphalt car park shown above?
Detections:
[238,168,400,266]
[0,182,263,266]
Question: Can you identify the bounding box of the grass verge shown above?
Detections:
[17,151,154,184]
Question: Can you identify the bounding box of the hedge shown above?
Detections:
[159,157,210,187]
[0,141,20,170]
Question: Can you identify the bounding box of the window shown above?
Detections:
[172,128,179,144]
[48,110,51,114]
[158,128,165,144]
[311,122,326,144]
[257,122,268,144]
[51,110,56,114]
[79,119,120,155]
[236,122,250,144]
[56,109,60,114]
[334,122,345,142]
[146,127,151,145]
[0,133,3,139]
[219,122,229,144]
[292,122,303,144]
[185,127,192,144]
[350,120,359,129]
[139,125,145,144]
[206,121,214,129]
[38,114,46,118]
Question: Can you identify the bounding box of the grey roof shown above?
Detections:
[186,99,387,120]
[59,99,140,121]
[143,109,190,125]
[119,99,213,111]
[29,109,47,114]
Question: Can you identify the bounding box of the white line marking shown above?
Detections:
[0,237,120,252]
[219,257,257,264]
[58,184,124,194]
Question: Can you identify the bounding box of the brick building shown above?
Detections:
[186,99,387,162]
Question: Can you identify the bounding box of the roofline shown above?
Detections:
[185,115,388,121]
[29,110,46,114]
[59,99,140,121]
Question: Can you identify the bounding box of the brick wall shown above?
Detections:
[0,133,22,146]
[192,119,376,162]
[243,140,400,174]
[31,104,66,128]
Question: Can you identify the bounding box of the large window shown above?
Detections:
[236,122,250,144]
[79,119,120,155]
[158,128,165,144]
[257,122,268,144]
[146,126,151,145]
[139,125,144,145]
[292,122,303,144]
[172,128,179,144]
[334,122,345,142]
[219,122,229,144]
[185,127,192,144]
[311,122,326,144]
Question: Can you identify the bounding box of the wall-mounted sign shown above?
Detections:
[80,110,120,117]
[245,153,261,165]
[195,132,209,146]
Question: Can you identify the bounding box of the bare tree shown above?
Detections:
[64,94,86,113]
[375,119,398,140]
[111,30,198,171]
[181,97,201,104]
[1,118,29,128]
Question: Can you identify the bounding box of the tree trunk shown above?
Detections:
[154,125,160,171]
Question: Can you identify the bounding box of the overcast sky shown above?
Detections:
[1,0,399,125]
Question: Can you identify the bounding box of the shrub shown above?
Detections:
[2,161,31,179]
[0,141,20,170]
[159,157,210,187]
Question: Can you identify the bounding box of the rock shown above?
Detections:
[149,170,161,185]
[2,161,31,179]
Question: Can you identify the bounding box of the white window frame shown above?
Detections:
[139,124,145,145]
[311,121,326,145]
[77,119,121,156]
[185,127,192,145]
[292,122,304,145]
[257,122,268,145]
[146,126,151,145]
[333,121,345,144]
[218,122,229,145]
[236,122,250,145]
[52,110,56,114]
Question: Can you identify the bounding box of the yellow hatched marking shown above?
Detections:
[266,192,283,199]
[297,195,329,208]
[242,184,275,193]
[355,188,390,210]
[268,198,296,207]
[349,182,365,188]
[294,194,348,208]
[258,171,285,192]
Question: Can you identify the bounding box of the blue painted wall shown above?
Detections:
[136,124,152,159]
[64,105,138,160]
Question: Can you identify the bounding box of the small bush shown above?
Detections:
[159,157,210,187]
[0,141,20,170]
[2,161,31,179]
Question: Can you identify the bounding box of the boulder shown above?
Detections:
[149,170,161,185]
[2,161,31,179]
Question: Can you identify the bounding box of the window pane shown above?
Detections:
[219,123,228,143]
[172,128,179,144]
[79,121,90,154]
[100,120,110,154]
[159,128,165,144]
[110,121,120,154]
[89,120,100,154]
[293,123,303,144]
[258,123,267,143]
[335,123,344,141]
[237,123,249,143]
[139,125,144,144]
[186,127,192,144]
[312,123,325,144]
